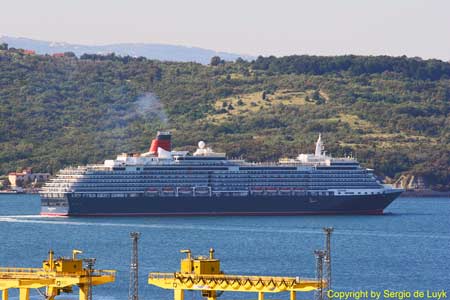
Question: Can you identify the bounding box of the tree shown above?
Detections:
[210,56,223,66]
[64,52,76,58]
[312,90,320,100]
[262,91,267,100]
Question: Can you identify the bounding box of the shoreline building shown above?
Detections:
[8,168,50,188]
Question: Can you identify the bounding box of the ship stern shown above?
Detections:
[40,193,70,216]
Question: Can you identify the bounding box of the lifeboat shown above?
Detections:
[279,187,292,194]
[251,187,264,194]
[265,187,278,193]
[178,187,193,195]
[146,187,159,194]
[195,187,210,195]
[162,187,175,194]
[293,187,306,195]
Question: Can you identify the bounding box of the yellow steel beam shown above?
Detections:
[19,288,29,300]
[290,290,296,300]
[0,268,115,300]
[0,278,54,289]
[0,276,115,290]
[46,286,59,300]
[2,289,8,300]
[149,272,326,293]
[0,269,115,290]
[79,284,89,300]
[174,289,184,300]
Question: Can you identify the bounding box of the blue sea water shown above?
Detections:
[0,195,448,300]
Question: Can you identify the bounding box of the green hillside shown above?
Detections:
[0,48,449,190]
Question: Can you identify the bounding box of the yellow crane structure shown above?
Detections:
[148,248,327,300]
[0,249,116,300]
[393,174,426,190]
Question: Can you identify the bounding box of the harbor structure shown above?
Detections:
[323,227,333,289]
[129,232,141,300]
[0,250,115,300]
[148,248,327,300]
[314,250,326,300]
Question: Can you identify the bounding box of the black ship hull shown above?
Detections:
[40,191,402,216]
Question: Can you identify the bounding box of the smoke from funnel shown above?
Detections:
[89,92,169,156]
[134,92,168,124]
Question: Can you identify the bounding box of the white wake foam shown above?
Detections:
[0,216,448,240]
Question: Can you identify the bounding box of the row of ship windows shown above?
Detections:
[54,175,370,183]
[51,177,376,184]
[53,178,374,186]
[46,185,379,192]
[48,180,376,189]
[210,183,380,186]
[60,170,366,177]
[43,190,384,200]
[48,181,377,189]
[63,180,379,188]
[109,169,364,174]
[62,168,362,173]
[43,193,66,198]
[67,185,381,193]
[54,176,376,184]
[56,170,366,175]
[211,176,374,181]
[71,193,142,198]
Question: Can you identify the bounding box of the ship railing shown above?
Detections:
[212,190,249,193]
[149,272,317,284]
[0,267,116,278]
[0,267,42,277]
[90,269,117,277]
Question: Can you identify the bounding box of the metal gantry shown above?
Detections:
[129,232,141,300]
[148,248,327,300]
[314,250,326,300]
[0,250,115,300]
[323,227,334,289]
[83,258,96,300]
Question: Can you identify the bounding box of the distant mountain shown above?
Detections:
[0,36,254,64]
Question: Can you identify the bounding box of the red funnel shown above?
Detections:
[149,131,171,154]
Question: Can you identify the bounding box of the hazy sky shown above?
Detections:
[1,0,449,60]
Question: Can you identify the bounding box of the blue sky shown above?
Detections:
[1,0,449,60]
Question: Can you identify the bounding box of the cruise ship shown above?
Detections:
[40,132,403,216]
